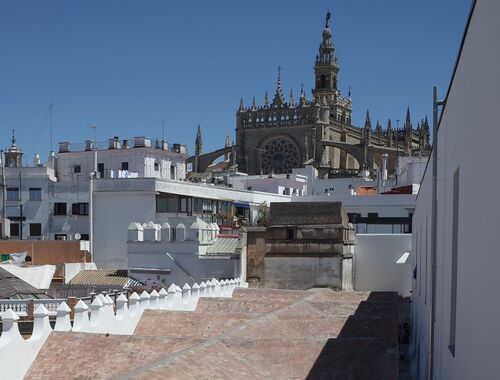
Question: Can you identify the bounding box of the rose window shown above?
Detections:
[258,137,300,174]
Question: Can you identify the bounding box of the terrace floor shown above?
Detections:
[26,288,399,379]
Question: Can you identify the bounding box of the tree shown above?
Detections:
[256,202,270,227]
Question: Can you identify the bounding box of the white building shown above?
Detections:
[410,1,500,378]
[292,193,415,234]
[127,218,240,286]
[227,172,307,196]
[93,178,290,269]
[0,135,188,241]
[56,137,187,182]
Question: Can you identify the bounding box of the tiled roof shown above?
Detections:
[27,288,399,379]
[206,236,238,255]
[68,269,143,288]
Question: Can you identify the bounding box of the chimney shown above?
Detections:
[382,153,388,185]
[109,136,121,149]
[58,142,70,153]
[85,140,94,151]
[33,153,41,166]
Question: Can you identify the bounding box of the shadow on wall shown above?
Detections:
[306,292,399,380]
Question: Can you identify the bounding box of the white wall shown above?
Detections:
[56,147,186,182]
[354,234,412,296]
[411,1,500,379]
[93,190,156,268]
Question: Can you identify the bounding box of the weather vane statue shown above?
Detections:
[325,11,331,28]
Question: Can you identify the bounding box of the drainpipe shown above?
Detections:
[1,150,6,221]
[89,149,97,263]
[429,86,445,380]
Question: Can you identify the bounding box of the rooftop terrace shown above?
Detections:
[26,288,399,379]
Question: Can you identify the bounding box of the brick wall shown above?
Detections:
[0,240,89,265]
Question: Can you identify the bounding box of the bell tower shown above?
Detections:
[313,12,339,98]
[4,129,23,168]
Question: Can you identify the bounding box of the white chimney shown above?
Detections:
[382,153,388,185]
[33,153,41,166]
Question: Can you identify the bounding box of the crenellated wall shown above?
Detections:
[0,278,245,379]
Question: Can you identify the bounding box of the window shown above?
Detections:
[171,227,176,241]
[170,165,176,180]
[29,188,42,201]
[154,161,160,171]
[53,203,67,215]
[54,234,66,240]
[367,212,379,219]
[156,194,179,213]
[72,202,89,216]
[121,162,129,171]
[347,213,361,223]
[29,223,42,237]
[74,165,81,173]
[10,222,20,237]
[7,188,19,201]
[80,234,89,241]
[180,197,192,214]
[449,168,460,356]
[97,163,104,178]
[286,228,294,240]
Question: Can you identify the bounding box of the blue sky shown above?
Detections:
[0,0,472,162]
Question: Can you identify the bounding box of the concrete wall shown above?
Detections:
[411,2,500,379]
[261,255,342,290]
[354,234,412,296]
[246,223,352,290]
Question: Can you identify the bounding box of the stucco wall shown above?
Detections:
[354,234,412,296]
[411,1,500,379]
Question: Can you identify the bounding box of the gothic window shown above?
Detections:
[259,136,300,174]
[320,75,326,88]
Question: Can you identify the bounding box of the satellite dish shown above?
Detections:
[74,233,81,240]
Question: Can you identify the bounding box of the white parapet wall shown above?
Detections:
[354,234,412,296]
[0,278,246,380]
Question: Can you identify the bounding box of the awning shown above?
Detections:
[233,201,250,209]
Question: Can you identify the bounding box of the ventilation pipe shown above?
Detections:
[33,153,41,166]
[381,153,388,187]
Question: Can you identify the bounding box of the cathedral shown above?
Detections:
[234,12,430,177]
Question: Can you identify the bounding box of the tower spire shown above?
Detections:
[405,106,412,130]
[364,110,372,129]
[289,88,295,107]
[272,66,285,106]
[404,106,412,151]
[313,11,339,97]
[195,124,202,157]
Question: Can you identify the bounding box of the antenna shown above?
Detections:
[87,124,97,143]
[161,119,165,142]
[49,101,54,152]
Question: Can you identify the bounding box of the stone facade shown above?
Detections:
[235,12,430,176]
[246,201,355,290]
